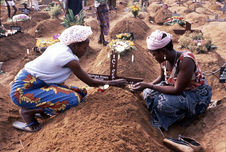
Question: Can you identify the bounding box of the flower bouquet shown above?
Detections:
[129,4,141,18]
[178,31,217,54]
[116,33,134,40]
[108,39,136,55]
[35,34,60,53]
[164,16,185,27]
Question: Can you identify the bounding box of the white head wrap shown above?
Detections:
[58,25,93,46]
[146,30,172,50]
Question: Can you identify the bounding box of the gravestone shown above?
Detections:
[218,2,226,14]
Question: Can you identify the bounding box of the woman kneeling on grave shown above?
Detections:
[130,30,212,131]
[10,25,127,132]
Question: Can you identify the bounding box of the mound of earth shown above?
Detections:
[87,43,159,82]
[154,7,172,25]
[6,87,169,152]
[30,18,65,38]
[0,33,35,62]
[110,17,150,40]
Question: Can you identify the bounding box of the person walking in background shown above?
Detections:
[95,0,110,46]
[4,0,17,19]
[108,0,116,10]
[65,0,83,16]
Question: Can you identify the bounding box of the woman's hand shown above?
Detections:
[109,79,128,87]
[129,82,151,91]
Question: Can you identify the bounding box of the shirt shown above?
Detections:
[24,42,79,84]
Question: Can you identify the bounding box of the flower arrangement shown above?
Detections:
[164,16,185,27]
[61,9,85,28]
[178,31,217,54]
[36,35,60,49]
[116,33,134,40]
[129,4,141,18]
[108,39,136,55]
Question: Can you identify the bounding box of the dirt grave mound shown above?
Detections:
[110,17,150,40]
[0,33,35,62]
[29,18,65,38]
[13,87,168,152]
[87,43,159,82]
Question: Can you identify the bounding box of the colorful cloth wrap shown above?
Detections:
[97,4,109,35]
[143,81,212,131]
[10,69,87,115]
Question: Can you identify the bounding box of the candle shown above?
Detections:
[27,49,30,54]
[132,54,134,62]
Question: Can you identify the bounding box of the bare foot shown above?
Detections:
[19,108,42,131]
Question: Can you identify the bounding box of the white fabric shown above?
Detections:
[94,1,100,7]
[24,42,79,84]
[58,25,93,46]
[146,30,172,50]
[4,1,15,6]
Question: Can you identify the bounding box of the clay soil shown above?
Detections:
[0,0,225,152]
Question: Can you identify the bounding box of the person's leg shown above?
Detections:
[12,5,17,17]
[6,4,11,18]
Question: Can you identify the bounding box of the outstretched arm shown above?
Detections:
[65,60,127,87]
[131,57,195,94]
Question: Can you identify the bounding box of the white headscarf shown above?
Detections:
[146,30,172,50]
[58,25,93,46]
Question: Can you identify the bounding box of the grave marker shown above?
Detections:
[88,52,143,84]
[177,0,183,6]
[218,2,226,14]
[219,66,226,83]
[206,14,226,22]
[173,22,198,35]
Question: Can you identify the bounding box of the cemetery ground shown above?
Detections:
[0,0,226,151]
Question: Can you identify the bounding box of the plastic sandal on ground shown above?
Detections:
[163,137,194,152]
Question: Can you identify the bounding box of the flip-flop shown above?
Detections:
[13,121,42,132]
[163,138,194,152]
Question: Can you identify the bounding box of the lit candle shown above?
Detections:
[27,49,30,54]
[107,53,110,58]
[118,54,120,59]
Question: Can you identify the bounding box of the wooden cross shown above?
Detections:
[177,0,183,6]
[218,2,226,14]
[88,52,143,84]
[206,14,226,22]
[173,22,198,35]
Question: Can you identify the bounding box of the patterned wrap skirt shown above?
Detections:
[143,81,212,131]
[97,4,109,35]
[10,69,87,115]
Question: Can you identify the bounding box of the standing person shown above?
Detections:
[65,0,83,16]
[4,0,17,19]
[130,30,212,131]
[10,25,127,132]
[95,0,109,46]
[108,0,116,10]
